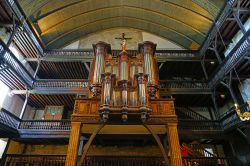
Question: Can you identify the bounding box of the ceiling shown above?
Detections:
[18,0,225,49]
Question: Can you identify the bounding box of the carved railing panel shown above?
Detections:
[150,100,175,116]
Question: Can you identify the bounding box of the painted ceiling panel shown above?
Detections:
[18,0,225,49]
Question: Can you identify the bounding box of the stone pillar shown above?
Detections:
[66,122,82,166]
[167,123,183,166]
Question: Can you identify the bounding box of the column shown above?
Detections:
[66,122,82,166]
[167,123,183,166]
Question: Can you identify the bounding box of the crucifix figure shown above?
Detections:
[115,33,132,51]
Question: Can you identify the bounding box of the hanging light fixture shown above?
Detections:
[234,100,250,121]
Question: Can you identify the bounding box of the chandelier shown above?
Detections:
[234,100,250,121]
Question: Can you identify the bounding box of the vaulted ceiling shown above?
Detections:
[18,0,225,49]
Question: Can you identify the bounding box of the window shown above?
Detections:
[0,139,7,158]
[0,81,9,107]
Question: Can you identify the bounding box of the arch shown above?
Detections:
[44,17,199,49]
[41,6,207,37]
[77,124,171,166]
[23,0,215,22]
[18,0,224,50]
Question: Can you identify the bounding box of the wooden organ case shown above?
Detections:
[66,41,183,166]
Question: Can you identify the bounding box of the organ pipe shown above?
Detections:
[139,41,159,99]
[90,42,111,97]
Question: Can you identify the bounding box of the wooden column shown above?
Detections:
[66,122,82,166]
[167,123,182,166]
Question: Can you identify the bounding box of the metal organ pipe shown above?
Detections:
[90,42,111,97]
[120,61,128,80]
[137,74,148,106]
[144,52,154,83]
[130,65,137,106]
[139,41,158,99]
[118,52,130,108]
[112,65,119,106]
[102,73,113,105]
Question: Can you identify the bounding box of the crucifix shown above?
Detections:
[115,33,132,51]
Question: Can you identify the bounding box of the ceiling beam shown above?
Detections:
[199,0,234,56]
[6,0,44,55]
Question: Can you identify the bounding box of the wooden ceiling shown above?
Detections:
[17,0,224,49]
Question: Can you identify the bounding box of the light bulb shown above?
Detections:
[234,103,238,108]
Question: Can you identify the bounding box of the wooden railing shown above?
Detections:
[209,28,250,88]
[0,108,20,130]
[159,80,209,89]
[176,107,209,120]
[0,107,246,135]
[183,143,216,158]
[178,119,222,131]
[4,154,66,166]
[81,156,166,166]
[182,157,234,166]
[0,108,222,133]
[33,79,209,91]
[3,155,234,166]
[14,119,223,132]
[19,120,71,130]
[0,39,35,88]
[34,79,89,88]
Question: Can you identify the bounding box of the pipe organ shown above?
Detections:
[69,40,182,166]
[89,41,159,122]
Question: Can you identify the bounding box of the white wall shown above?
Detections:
[239,79,250,102]
[64,28,184,50]
[0,27,10,43]
[1,92,32,117]
[0,139,7,159]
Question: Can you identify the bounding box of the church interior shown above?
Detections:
[0,0,250,165]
